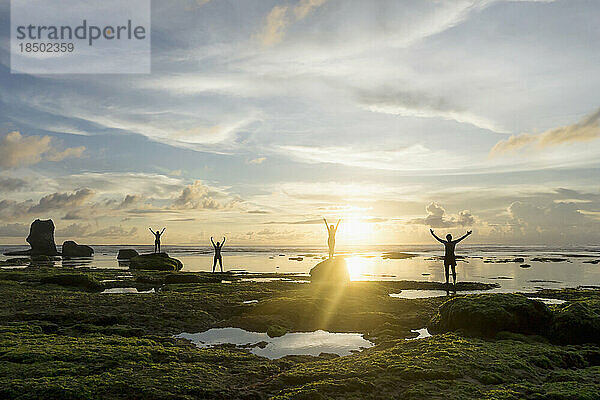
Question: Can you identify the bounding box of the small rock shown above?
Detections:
[267,325,287,338]
[583,259,600,264]
[520,264,531,268]
[382,252,416,259]
[62,241,94,257]
[117,249,139,260]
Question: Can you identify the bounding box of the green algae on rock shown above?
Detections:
[428,293,553,337]
[129,253,183,271]
[550,300,600,345]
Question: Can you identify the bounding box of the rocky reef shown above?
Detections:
[429,292,600,345]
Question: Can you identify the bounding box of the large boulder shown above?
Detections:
[117,249,139,260]
[129,253,183,271]
[549,300,600,344]
[309,258,350,283]
[62,241,94,257]
[428,294,552,337]
[3,219,59,256]
[27,219,58,255]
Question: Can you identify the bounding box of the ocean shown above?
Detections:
[2,244,599,293]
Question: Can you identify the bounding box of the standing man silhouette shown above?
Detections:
[149,227,166,253]
[430,229,472,287]
[211,237,225,272]
[323,217,341,259]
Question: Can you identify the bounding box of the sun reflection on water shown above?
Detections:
[345,256,376,281]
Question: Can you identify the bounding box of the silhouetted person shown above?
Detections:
[149,227,166,253]
[323,218,341,259]
[430,229,472,288]
[211,237,225,272]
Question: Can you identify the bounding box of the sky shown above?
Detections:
[0,0,599,246]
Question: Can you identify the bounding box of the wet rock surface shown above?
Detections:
[129,252,183,271]
[428,294,553,337]
[62,241,94,257]
[27,219,59,255]
[309,257,350,283]
[117,249,139,259]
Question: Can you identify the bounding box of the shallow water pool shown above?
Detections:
[175,327,374,359]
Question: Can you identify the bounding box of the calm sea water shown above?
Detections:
[2,244,599,292]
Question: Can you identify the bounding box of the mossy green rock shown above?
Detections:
[428,293,552,337]
[129,253,183,271]
[40,273,103,292]
[550,300,600,344]
[267,325,288,338]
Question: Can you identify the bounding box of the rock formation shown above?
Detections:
[62,241,94,257]
[129,252,183,271]
[309,257,350,283]
[428,294,552,337]
[27,219,58,255]
[4,219,59,256]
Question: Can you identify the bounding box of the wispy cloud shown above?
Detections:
[248,157,266,165]
[257,5,289,46]
[257,0,329,46]
[357,88,507,133]
[294,0,329,20]
[490,108,600,156]
[280,144,465,171]
[0,131,85,169]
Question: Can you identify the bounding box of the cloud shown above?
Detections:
[0,190,95,221]
[88,226,138,238]
[117,194,142,209]
[0,177,27,192]
[507,200,586,229]
[280,144,465,171]
[294,0,328,20]
[45,146,86,162]
[0,223,29,237]
[264,218,323,225]
[257,5,289,46]
[0,131,85,169]
[356,88,506,133]
[491,108,600,156]
[257,0,328,46]
[28,189,95,214]
[62,211,84,220]
[171,181,241,210]
[248,157,266,164]
[55,223,93,237]
[410,202,474,228]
